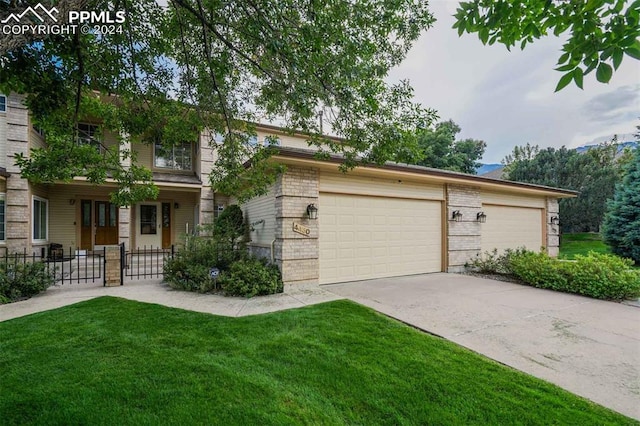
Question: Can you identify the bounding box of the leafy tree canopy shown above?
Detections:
[406,120,486,174]
[502,140,627,232]
[453,0,640,91]
[0,0,436,204]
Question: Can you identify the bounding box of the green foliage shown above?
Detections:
[602,142,640,264]
[559,233,611,259]
[509,251,570,291]
[0,261,55,303]
[164,234,247,292]
[563,253,640,300]
[1,0,437,202]
[219,257,283,298]
[406,120,486,174]
[465,247,528,274]
[507,250,640,300]
[503,141,623,233]
[453,0,640,90]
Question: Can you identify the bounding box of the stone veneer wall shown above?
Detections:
[5,94,31,253]
[446,184,482,272]
[274,167,319,287]
[546,197,560,257]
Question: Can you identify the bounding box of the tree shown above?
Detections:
[453,0,640,90]
[502,142,621,233]
[602,134,640,264]
[0,0,436,204]
[410,120,486,174]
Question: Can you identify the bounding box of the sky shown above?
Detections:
[387,0,640,164]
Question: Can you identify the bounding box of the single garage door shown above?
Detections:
[481,204,544,253]
[319,193,442,284]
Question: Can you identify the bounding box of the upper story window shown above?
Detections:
[0,95,6,112]
[154,141,193,171]
[77,122,100,146]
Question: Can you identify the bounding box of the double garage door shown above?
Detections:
[319,193,442,284]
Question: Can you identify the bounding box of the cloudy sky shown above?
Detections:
[387,0,640,164]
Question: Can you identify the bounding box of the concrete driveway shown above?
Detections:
[326,273,640,420]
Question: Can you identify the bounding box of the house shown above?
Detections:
[0,93,577,287]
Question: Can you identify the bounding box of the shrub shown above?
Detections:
[562,252,640,301]
[164,233,247,292]
[465,247,529,275]
[219,257,283,298]
[509,251,570,291]
[0,261,55,303]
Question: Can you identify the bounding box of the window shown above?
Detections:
[154,142,192,170]
[32,196,48,241]
[140,205,157,235]
[0,194,5,241]
[77,123,102,152]
[0,95,6,112]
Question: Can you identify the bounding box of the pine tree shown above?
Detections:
[602,147,640,264]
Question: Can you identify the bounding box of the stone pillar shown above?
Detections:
[5,94,30,253]
[104,246,121,286]
[546,198,560,257]
[447,184,482,272]
[198,133,215,231]
[274,167,319,287]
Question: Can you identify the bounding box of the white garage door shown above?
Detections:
[481,204,544,253]
[319,193,442,284]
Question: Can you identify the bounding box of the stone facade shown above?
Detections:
[273,166,319,287]
[446,184,482,272]
[546,197,560,257]
[104,246,121,286]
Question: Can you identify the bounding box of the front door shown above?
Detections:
[95,201,118,245]
[137,203,162,248]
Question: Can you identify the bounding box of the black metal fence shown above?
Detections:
[120,243,174,284]
[0,247,105,286]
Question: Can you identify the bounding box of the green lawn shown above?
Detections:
[559,232,611,259]
[0,297,633,425]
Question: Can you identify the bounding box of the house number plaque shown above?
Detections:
[292,222,311,236]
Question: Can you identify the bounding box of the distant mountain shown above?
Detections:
[574,140,637,154]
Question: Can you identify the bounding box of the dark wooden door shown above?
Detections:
[95,201,118,245]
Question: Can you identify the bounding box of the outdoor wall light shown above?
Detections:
[476,211,487,223]
[174,202,180,209]
[307,203,318,220]
[451,210,463,222]
[69,199,76,206]
[550,216,559,225]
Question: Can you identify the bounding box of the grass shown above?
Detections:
[559,232,611,259]
[0,297,634,425]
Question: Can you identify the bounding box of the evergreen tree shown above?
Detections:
[602,146,640,264]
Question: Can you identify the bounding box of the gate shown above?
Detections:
[120,243,174,284]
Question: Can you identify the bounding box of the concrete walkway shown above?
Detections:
[0,279,343,323]
[1,274,638,420]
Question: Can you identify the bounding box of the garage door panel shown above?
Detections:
[320,193,442,284]
[481,204,543,253]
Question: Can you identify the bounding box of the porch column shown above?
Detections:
[118,206,131,248]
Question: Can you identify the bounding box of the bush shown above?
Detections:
[562,253,640,301]
[0,261,55,303]
[164,235,246,292]
[509,251,570,291]
[219,257,283,298]
[465,247,528,275]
